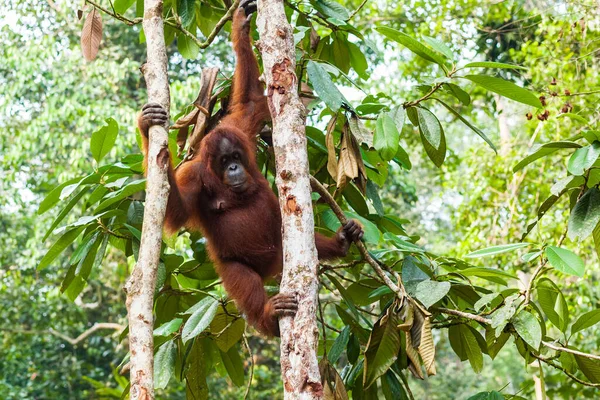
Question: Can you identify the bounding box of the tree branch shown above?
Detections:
[2,323,123,346]
[256,1,322,398]
[123,0,171,398]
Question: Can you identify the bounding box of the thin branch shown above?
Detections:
[85,0,141,25]
[542,341,600,362]
[348,0,368,20]
[310,176,407,302]
[242,333,254,400]
[3,323,123,346]
[432,307,489,325]
[531,353,600,388]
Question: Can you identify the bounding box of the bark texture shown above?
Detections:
[123,0,171,398]
[256,1,323,399]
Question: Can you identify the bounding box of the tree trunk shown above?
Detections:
[256,1,323,399]
[123,0,171,398]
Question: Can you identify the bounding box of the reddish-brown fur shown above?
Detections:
[138,6,361,336]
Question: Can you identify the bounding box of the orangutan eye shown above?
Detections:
[221,156,228,165]
[232,152,240,160]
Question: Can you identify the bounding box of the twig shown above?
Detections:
[531,353,600,388]
[348,0,368,20]
[85,0,239,50]
[3,323,123,346]
[432,307,489,325]
[310,177,408,301]
[242,333,254,400]
[85,0,141,25]
[542,341,600,361]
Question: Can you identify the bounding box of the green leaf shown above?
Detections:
[513,311,541,349]
[575,353,600,383]
[557,113,588,124]
[571,309,600,334]
[465,243,530,258]
[43,189,88,241]
[413,280,450,309]
[328,326,350,364]
[177,33,199,59]
[417,107,446,167]
[464,61,527,70]
[568,187,600,241]
[348,41,368,78]
[95,179,146,211]
[182,297,219,343]
[374,113,400,161]
[376,27,447,66]
[113,0,136,14]
[154,318,183,337]
[38,177,81,214]
[154,339,176,390]
[382,370,408,400]
[185,339,209,399]
[567,142,600,176]
[448,324,483,372]
[454,267,516,280]
[220,347,245,387]
[363,310,401,388]
[444,83,471,106]
[434,98,496,152]
[38,227,85,270]
[545,246,585,277]
[513,141,582,172]
[463,75,542,108]
[467,391,505,400]
[177,0,196,27]
[306,61,347,112]
[90,118,119,163]
[312,0,349,20]
[422,36,453,60]
[536,278,569,332]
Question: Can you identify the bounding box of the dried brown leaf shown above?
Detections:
[417,317,437,376]
[338,125,359,181]
[405,332,424,379]
[348,113,373,148]
[171,108,199,129]
[326,115,338,181]
[80,8,102,61]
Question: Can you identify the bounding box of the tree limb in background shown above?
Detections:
[256,1,323,397]
[122,0,171,398]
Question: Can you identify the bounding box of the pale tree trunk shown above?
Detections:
[494,93,511,156]
[123,0,171,398]
[256,1,323,399]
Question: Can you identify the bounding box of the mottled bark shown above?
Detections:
[123,0,171,399]
[256,1,323,398]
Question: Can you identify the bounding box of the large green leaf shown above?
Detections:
[177,33,199,59]
[95,179,146,211]
[536,278,569,332]
[463,75,542,108]
[185,339,209,399]
[374,113,400,161]
[513,141,581,172]
[422,36,453,60]
[465,243,530,258]
[154,339,176,390]
[571,309,600,334]
[90,118,119,163]
[448,324,483,372]
[464,61,527,70]
[306,60,347,112]
[375,27,447,66]
[38,227,85,270]
[567,142,600,176]
[177,0,196,27]
[328,326,350,364]
[417,107,446,167]
[43,188,88,241]
[545,246,585,277]
[466,391,505,400]
[363,310,401,388]
[182,297,219,343]
[113,0,136,14]
[434,98,496,152]
[568,187,600,241]
[38,177,81,214]
[220,346,245,387]
[575,354,600,383]
[154,318,183,337]
[413,280,450,309]
[512,311,541,349]
[312,0,349,20]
